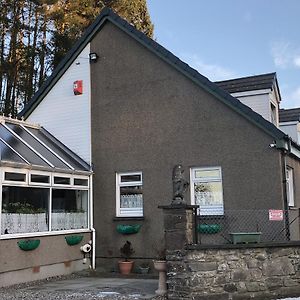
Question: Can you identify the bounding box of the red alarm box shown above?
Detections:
[73,80,83,95]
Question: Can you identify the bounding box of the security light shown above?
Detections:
[89,52,98,63]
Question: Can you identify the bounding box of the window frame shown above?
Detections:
[0,167,90,239]
[1,168,28,186]
[286,166,295,207]
[116,171,143,217]
[190,166,224,216]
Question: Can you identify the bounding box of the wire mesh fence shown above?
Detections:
[195,209,300,245]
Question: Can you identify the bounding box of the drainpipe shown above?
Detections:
[90,173,96,270]
[278,137,291,240]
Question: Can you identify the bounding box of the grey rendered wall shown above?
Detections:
[90,22,284,266]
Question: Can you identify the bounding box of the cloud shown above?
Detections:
[271,41,292,68]
[271,41,300,69]
[293,56,300,68]
[180,53,237,81]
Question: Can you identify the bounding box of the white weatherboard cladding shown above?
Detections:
[236,93,271,123]
[28,44,91,163]
[280,123,300,144]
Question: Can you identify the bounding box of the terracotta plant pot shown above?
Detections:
[118,261,134,274]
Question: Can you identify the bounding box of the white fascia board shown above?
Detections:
[290,145,300,160]
[279,121,299,126]
[231,89,271,98]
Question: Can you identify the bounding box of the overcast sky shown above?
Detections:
[148,0,300,109]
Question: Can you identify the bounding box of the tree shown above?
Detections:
[0,0,154,115]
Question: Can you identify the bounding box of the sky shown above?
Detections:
[147,0,300,109]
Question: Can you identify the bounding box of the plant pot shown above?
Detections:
[230,232,261,244]
[139,266,150,274]
[118,261,134,274]
[153,260,167,272]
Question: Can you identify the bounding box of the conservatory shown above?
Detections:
[0,116,92,238]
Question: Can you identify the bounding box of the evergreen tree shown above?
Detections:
[0,0,154,115]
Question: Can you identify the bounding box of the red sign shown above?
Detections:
[73,80,83,95]
[269,209,283,221]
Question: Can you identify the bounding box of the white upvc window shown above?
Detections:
[286,167,295,207]
[116,172,143,217]
[0,167,91,238]
[1,168,28,185]
[190,167,224,215]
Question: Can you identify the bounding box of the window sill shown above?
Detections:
[113,217,145,221]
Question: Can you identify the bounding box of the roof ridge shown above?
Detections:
[214,72,277,84]
[19,8,285,141]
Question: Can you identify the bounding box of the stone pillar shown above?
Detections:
[159,204,198,250]
[158,204,198,300]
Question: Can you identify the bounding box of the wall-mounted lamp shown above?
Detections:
[89,52,98,63]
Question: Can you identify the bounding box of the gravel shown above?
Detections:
[0,274,167,300]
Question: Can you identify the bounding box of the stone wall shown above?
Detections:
[167,244,300,300]
[160,205,300,300]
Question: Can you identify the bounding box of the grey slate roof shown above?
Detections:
[0,118,91,173]
[215,73,277,94]
[279,108,300,123]
[19,8,286,141]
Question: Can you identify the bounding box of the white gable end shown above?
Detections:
[28,44,91,164]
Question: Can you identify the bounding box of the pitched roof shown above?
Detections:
[0,117,91,173]
[19,8,286,141]
[279,108,300,123]
[214,73,277,94]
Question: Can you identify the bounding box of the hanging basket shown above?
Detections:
[17,239,40,251]
[65,235,84,246]
[197,224,222,234]
[116,224,141,234]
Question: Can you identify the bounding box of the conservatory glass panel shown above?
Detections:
[1,186,49,234]
[0,125,48,167]
[27,127,89,171]
[7,124,70,169]
[51,189,88,231]
[0,140,27,164]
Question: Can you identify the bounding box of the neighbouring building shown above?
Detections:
[0,8,298,282]
[279,108,300,144]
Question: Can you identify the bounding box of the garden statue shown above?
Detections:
[172,164,189,205]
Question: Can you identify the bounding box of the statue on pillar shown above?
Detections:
[172,164,189,205]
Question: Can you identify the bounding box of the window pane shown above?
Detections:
[74,178,88,186]
[1,186,49,234]
[51,189,88,231]
[54,176,70,185]
[119,186,143,216]
[194,169,220,179]
[31,174,50,184]
[121,174,141,182]
[5,172,26,182]
[194,182,223,215]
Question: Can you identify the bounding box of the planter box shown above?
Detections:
[230,232,261,244]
